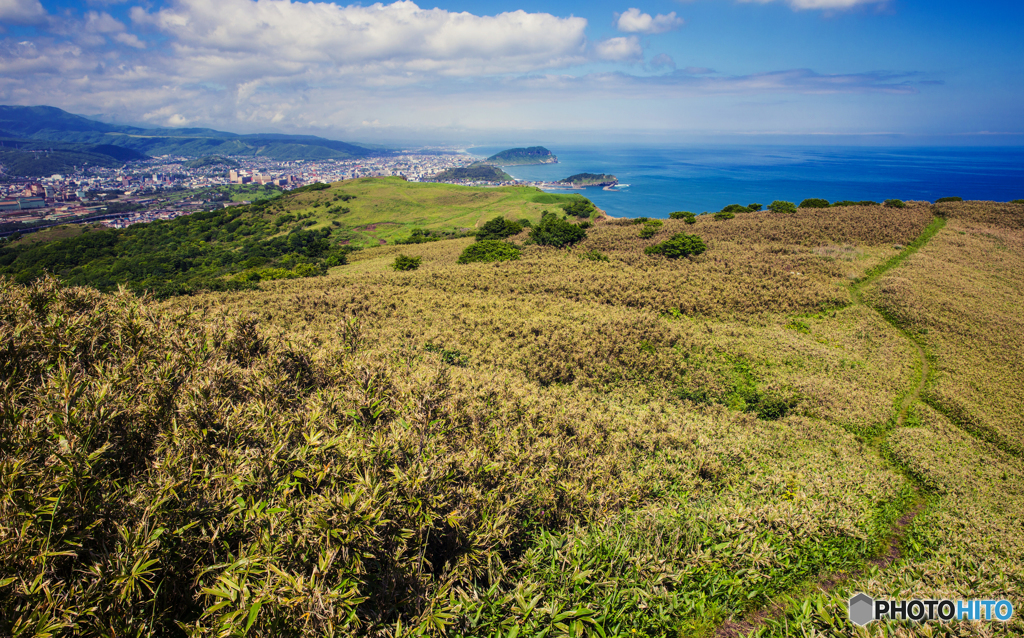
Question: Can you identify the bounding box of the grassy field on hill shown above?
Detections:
[1,194,1022,637]
[275,177,593,245]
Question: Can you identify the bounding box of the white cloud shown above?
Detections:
[0,0,47,25]
[738,0,886,10]
[82,10,126,34]
[131,0,589,77]
[593,36,643,62]
[615,8,684,34]
[113,32,145,48]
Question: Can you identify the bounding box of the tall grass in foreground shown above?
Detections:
[2,276,912,636]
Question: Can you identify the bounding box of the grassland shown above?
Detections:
[272,177,592,246]
[1,192,1022,637]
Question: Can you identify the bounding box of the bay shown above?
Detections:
[470,145,1024,219]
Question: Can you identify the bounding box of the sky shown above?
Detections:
[0,0,1022,145]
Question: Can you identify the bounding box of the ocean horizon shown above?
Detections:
[469,145,1024,219]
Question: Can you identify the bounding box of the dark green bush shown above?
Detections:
[562,198,598,218]
[768,201,797,214]
[936,197,963,203]
[392,254,422,271]
[1012,199,1024,204]
[457,240,521,264]
[644,233,707,259]
[476,216,524,241]
[721,204,750,214]
[631,217,651,225]
[713,211,735,221]
[579,249,610,262]
[884,199,907,209]
[747,203,763,211]
[799,198,830,209]
[669,211,692,220]
[529,213,586,248]
[639,220,663,239]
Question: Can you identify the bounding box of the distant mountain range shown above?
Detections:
[0,106,379,171]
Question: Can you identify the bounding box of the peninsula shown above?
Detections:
[485,146,558,166]
[559,172,618,187]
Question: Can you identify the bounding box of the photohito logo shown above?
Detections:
[848,593,1014,626]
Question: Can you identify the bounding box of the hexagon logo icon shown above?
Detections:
[849,592,875,626]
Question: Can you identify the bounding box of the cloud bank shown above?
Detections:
[738,0,887,10]
[0,0,939,137]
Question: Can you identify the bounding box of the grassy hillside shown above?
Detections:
[276,177,594,245]
[2,199,1022,636]
[0,178,595,296]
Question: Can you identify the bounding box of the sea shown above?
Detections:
[468,145,1024,219]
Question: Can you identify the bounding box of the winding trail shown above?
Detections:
[714,216,946,638]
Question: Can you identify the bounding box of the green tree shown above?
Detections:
[476,216,523,241]
[562,198,597,218]
[645,233,707,259]
[799,198,830,208]
[457,240,521,264]
[884,199,907,208]
[529,212,586,248]
[392,254,422,271]
[747,203,763,211]
[639,220,663,238]
[713,211,735,221]
[768,200,798,214]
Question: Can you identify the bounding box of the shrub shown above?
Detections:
[768,200,798,214]
[392,254,422,271]
[644,232,707,259]
[563,198,598,218]
[669,211,692,220]
[713,211,735,221]
[477,216,524,241]
[457,240,521,264]
[639,220,663,239]
[936,197,963,203]
[579,249,610,262]
[884,199,907,208]
[631,217,651,225]
[529,212,586,248]
[799,198,830,209]
[721,204,750,214]
[747,203,763,211]
[1012,199,1024,204]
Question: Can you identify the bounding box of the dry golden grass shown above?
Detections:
[4,201,1022,636]
[865,217,1024,455]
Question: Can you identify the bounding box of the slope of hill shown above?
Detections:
[0,177,590,294]
[0,105,376,160]
[0,136,149,176]
[486,145,558,165]
[2,197,1022,636]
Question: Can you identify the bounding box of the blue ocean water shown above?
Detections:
[470,145,1024,219]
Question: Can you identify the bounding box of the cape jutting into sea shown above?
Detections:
[471,145,1024,219]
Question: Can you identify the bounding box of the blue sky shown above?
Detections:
[1,0,1021,144]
